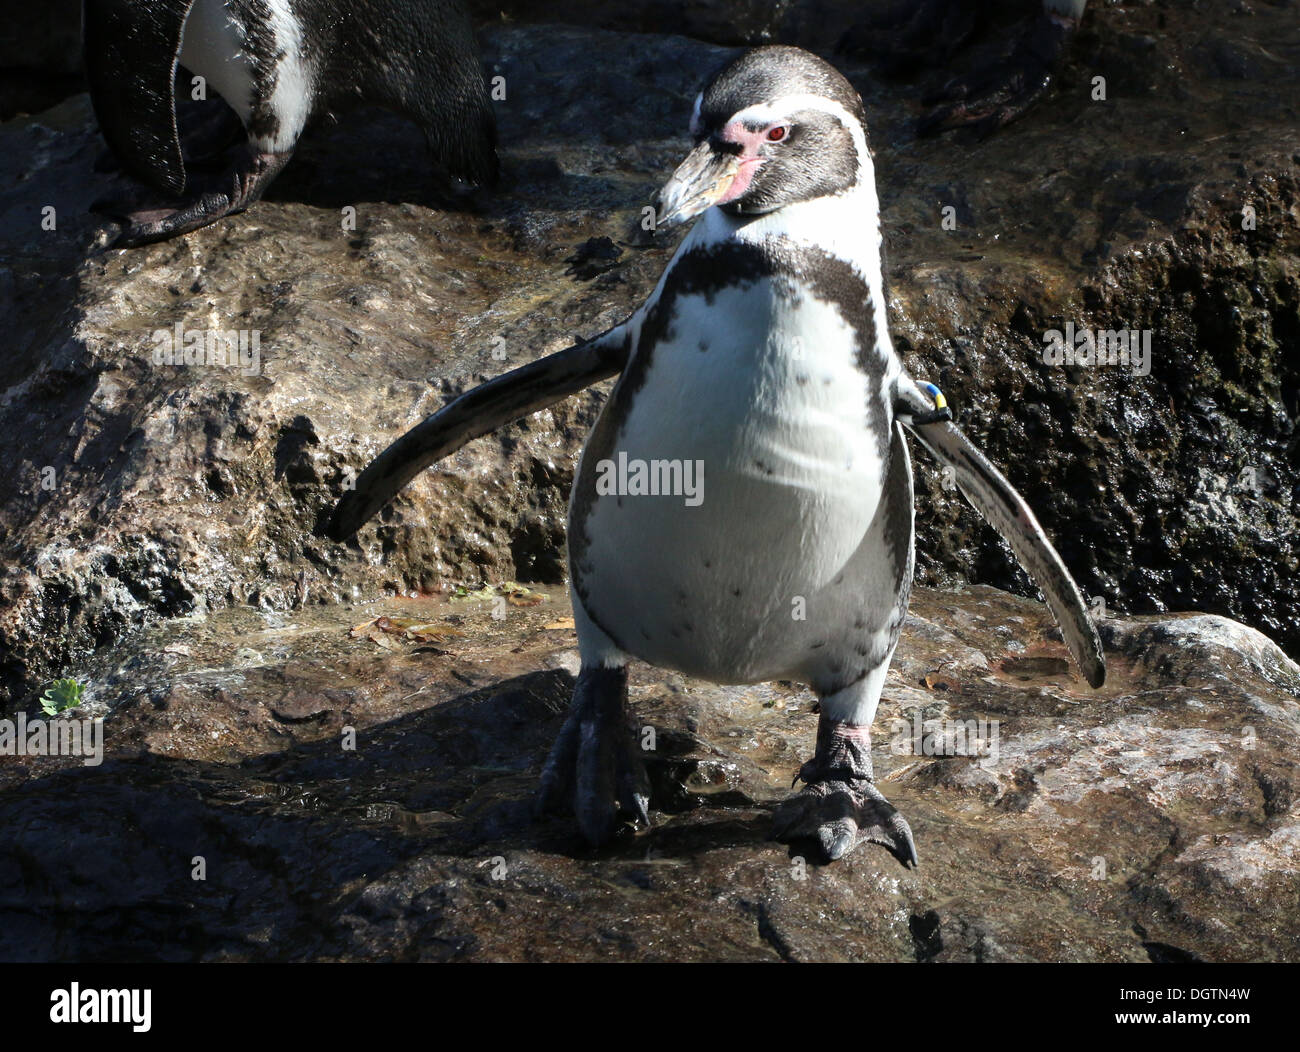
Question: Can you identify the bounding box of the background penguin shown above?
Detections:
[326,45,1105,866]
[83,0,499,246]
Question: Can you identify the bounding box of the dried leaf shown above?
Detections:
[351,615,461,647]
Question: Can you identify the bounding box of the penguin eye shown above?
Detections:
[766,125,789,143]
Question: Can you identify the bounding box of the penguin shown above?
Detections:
[83,0,499,246]
[325,45,1105,866]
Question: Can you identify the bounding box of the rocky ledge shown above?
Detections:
[2,587,1298,961]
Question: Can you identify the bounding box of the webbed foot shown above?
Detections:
[535,665,651,845]
[770,718,917,867]
[93,145,291,247]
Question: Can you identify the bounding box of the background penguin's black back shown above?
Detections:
[300,0,499,186]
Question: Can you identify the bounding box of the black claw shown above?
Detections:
[772,775,918,868]
[94,145,291,247]
[534,665,649,846]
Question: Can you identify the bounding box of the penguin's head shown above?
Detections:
[654,46,870,229]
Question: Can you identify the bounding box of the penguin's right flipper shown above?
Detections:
[83,0,196,196]
[896,377,1106,688]
[325,324,632,542]
[349,0,499,188]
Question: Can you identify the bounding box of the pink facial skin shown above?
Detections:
[716,120,787,205]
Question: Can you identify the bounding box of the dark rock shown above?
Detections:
[2,587,1297,961]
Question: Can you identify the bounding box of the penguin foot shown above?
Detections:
[94,146,291,248]
[771,777,918,867]
[916,10,1078,138]
[770,716,917,866]
[534,665,651,846]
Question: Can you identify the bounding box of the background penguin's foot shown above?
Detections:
[770,717,918,866]
[93,146,291,248]
[916,8,1079,137]
[534,665,651,846]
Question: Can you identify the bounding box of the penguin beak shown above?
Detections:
[653,140,741,230]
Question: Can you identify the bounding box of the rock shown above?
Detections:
[1,587,1297,961]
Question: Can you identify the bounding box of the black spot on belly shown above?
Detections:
[796,374,809,385]
[853,618,865,630]
[809,641,826,650]
[732,588,742,598]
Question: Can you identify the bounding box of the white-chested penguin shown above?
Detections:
[326,45,1105,866]
[83,0,498,246]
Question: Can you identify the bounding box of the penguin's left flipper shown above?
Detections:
[916,5,1081,138]
[94,145,291,248]
[324,324,631,542]
[896,377,1106,688]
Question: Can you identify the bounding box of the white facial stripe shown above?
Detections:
[729,95,870,171]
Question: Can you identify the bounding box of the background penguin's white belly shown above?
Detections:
[575,283,889,683]
[178,0,257,126]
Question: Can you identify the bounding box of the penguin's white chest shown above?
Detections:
[178,0,257,125]
[572,278,889,681]
[179,0,313,151]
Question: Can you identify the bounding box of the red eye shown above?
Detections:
[767,125,787,142]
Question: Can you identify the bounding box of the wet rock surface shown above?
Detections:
[0,2,1298,960]
[3,587,1298,962]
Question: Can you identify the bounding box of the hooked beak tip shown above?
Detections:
[652,142,741,232]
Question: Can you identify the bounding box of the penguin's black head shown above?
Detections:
[655,47,870,228]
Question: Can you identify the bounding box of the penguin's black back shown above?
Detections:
[296,0,499,186]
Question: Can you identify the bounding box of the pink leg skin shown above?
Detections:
[771,712,918,867]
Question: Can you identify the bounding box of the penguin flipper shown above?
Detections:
[325,324,632,542]
[83,0,196,196]
[897,379,1106,688]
